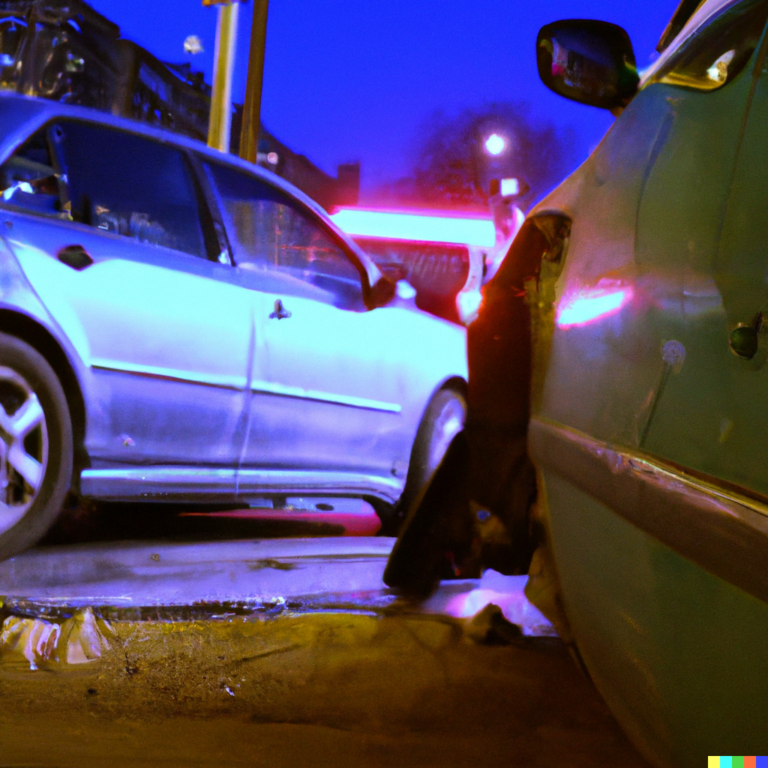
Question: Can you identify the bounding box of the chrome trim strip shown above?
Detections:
[250,380,402,414]
[236,469,403,503]
[529,416,768,605]
[90,359,246,391]
[81,468,238,499]
[80,467,403,504]
[89,361,402,412]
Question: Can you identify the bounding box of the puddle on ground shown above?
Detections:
[0,582,560,678]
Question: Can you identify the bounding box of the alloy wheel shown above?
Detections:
[0,366,48,535]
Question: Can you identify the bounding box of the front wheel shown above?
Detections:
[398,387,467,519]
[0,333,73,560]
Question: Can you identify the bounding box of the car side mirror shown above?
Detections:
[368,274,397,308]
[537,20,639,111]
[395,280,417,300]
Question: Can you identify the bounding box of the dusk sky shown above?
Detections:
[91,1,680,198]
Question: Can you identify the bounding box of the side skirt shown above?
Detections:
[80,467,403,505]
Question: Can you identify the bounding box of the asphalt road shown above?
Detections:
[0,501,652,768]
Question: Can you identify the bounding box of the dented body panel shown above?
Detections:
[524,1,768,764]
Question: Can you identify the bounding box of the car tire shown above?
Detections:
[383,429,472,593]
[0,332,73,560]
[397,386,467,521]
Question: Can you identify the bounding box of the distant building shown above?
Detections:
[0,0,357,209]
[231,106,358,211]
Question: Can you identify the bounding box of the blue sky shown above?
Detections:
[90,1,680,194]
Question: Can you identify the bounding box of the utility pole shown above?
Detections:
[205,0,240,153]
[239,0,269,162]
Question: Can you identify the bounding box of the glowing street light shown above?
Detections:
[183,35,203,55]
[484,133,506,156]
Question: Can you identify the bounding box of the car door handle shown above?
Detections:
[730,312,763,360]
[57,244,93,271]
[269,298,292,320]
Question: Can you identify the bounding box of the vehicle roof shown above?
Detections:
[641,0,741,84]
[0,92,380,284]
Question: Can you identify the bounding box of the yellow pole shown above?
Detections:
[207,1,239,152]
[239,0,269,162]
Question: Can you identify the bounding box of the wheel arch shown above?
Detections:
[414,375,467,432]
[387,375,468,531]
[438,375,467,399]
[0,309,87,482]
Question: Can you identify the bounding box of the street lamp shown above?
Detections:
[474,127,514,197]
[203,0,270,159]
[205,0,242,153]
[484,133,506,156]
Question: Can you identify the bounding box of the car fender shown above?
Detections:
[378,304,467,441]
[0,231,93,431]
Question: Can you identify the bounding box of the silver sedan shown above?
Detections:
[0,95,467,558]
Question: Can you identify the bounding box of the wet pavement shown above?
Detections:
[0,506,651,767]
[0,535,553,636]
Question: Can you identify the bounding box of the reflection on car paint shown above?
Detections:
[555,285,634,328]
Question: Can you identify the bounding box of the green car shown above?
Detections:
[521,0,768,764]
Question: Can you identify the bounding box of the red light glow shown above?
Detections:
[556,286,634,328]
[180,507,381,536]
[330,207,496,247]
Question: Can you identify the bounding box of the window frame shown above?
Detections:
[198,155,372,308]
[186,151,235,266]
[0,116,223,263]
[646,0,768,92]
[0,122,71,220]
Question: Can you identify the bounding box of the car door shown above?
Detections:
[0,119,253,472]
[642,0,768,497]
[201,160,413,480]
[630,0,768,477]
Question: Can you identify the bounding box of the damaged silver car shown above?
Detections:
[0,94,468,559]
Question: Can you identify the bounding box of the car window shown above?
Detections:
[651,0,768,91]
[204,160,364,309]
[0,128,63,215]
[0,17,27,85]
[54,121,209,259]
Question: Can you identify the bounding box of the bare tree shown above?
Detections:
[377,102,577,210]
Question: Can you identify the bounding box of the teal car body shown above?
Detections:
[526,0,768,764]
